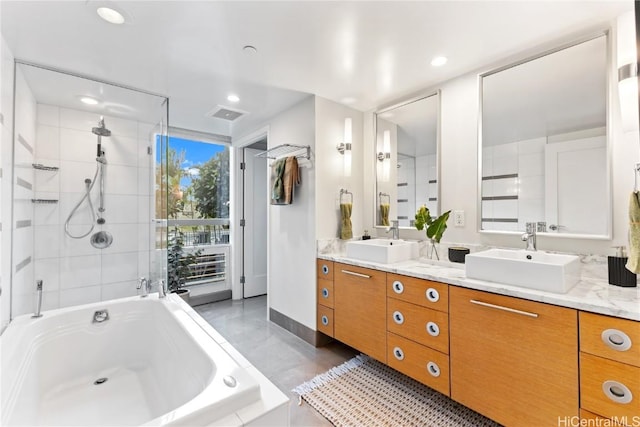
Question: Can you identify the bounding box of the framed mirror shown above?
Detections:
[375,92,440,228]
[479,33,610,238]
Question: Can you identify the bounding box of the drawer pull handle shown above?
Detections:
[426,288,440,303]
[601,329,632,352]
[322,265,330,275]
[426,321,440,337]
[602,380,633,404]
[393,347,405,360]
[427,361,441,377]
[322,288,330,298]
[321,315,329,326]
[393,311,405,325]
[341,270,371,279]
[392,280,404,294]
[469,299,539,318]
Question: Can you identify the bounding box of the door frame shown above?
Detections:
[232,126,270,300]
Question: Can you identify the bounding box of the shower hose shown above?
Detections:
[64,161,103,239]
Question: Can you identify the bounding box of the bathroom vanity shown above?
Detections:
[317,256,640,427]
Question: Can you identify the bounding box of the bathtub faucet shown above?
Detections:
[31,280,43,318]
[157,279,166,298]
[137,277,151,297]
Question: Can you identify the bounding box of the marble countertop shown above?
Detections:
[318,253,640,321]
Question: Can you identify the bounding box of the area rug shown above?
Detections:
[293,354,500,427]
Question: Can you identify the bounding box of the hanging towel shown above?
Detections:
[380,203,390,226]
[340,203,353,240]
[283,156,301,204]
[626,192,640,273]
[271,158,287,203]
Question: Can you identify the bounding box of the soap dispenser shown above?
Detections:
[608,246,637,287]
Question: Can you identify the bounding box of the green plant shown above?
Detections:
[167,230,202,293]
[414,205,451,243]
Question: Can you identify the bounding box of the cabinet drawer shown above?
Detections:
[317,305,334,337]
[317,278,334,308]
[580,352,640,420]
[580,409,630,427]
[387,274,448,313]
[580,311,640,367]
[387,332,450,396]
[387,298,449,354]
[317,259,334,280]
[335,263,387,362]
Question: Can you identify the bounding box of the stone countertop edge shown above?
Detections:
[318,254,640,321]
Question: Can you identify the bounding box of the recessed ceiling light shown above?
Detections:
[243,45,258,54]
[431,56,448,67]
[80,96,100,105]
[227,94,240,103]
[97,7,125,24]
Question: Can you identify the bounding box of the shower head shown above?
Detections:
[92,117,111,137]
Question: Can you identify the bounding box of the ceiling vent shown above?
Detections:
[205,105,248,122]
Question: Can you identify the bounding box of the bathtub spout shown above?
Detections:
[137,277,151,298]
[31,280,43,318]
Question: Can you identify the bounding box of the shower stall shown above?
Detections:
[5,62,169,319]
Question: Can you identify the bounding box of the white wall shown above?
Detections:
[315,97,365,239]
[366,28,636,256]
[0,36,15,330]
[11,105,155,316]
[265,96,316,329]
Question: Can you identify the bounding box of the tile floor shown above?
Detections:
[195,295,358,426]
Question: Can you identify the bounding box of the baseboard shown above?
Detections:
[269,307,333,347]
[190,289,232,306]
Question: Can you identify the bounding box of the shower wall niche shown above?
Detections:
[10,63,168,317]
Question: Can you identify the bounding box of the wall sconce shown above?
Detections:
[617,11,638,132]
[377,130,391,182]
[336,117,352,177]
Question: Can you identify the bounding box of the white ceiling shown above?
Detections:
[0,1,632,139]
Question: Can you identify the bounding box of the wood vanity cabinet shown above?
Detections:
[386,274,450,396]
[316,259,335,337]
[449,286,579,427]
[579,312,640,423]
[334,262,387,362]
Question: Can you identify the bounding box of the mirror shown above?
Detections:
[480,34,610,237]
[375,92,439,228]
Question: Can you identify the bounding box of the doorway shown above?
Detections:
[242,140,268,298]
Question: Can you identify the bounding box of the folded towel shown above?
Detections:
[340,203,353,240]
[271,158,287,202]
[380,204,390,226]
[626,192,640,273]
[283,156,300,204]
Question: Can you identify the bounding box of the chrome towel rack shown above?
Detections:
[340,188,353,204]
[635,163,640,192]
[379,192,390,204]
[255,144,310,160]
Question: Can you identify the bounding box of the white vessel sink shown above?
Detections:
[465,248,581,293]
[346,239,419,264]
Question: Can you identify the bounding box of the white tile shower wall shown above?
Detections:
[10,66,37,318]
[18,104,155,315]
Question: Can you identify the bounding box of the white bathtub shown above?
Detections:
[0,294,287,426]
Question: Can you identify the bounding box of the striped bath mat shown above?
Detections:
[293,354,500,427]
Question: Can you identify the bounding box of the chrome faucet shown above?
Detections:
[386,220,400,240]
[137,277,151,297]
[32,280,43,318]
[157,279,166,298]
[521,222,537,251]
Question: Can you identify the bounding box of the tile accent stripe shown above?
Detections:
[397,199,408,203]
[482,218,518,223]
[397,216,409,220]
[16,220,32,229]
[15,256,32,273]
[0,222,2,231]
[0,168,3,178]
[428,179,437,184]
[17,177,32,190]
[482,173,518,181]
[428,197,437,201]
[0,112,4,125]
[397,183,408,187]
[18,134,34,154]
[482,195,518,201]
